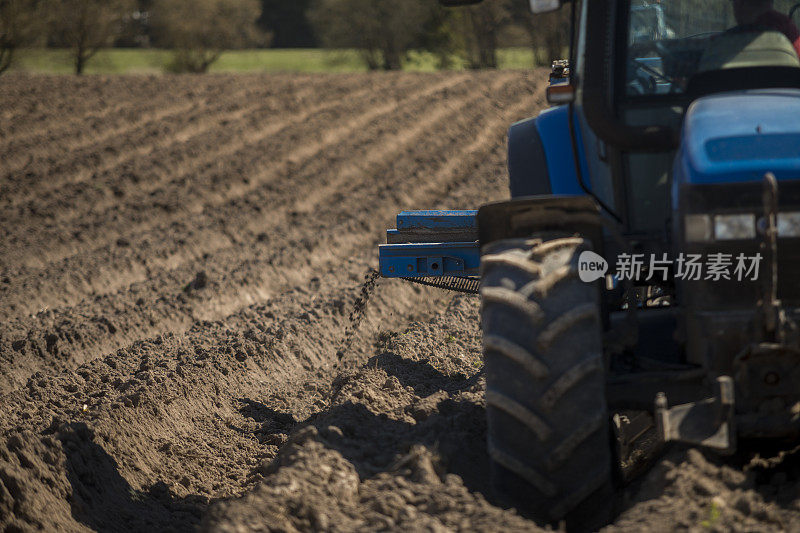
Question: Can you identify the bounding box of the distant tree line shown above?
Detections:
[306,0,570,70]
[0,0,570,75]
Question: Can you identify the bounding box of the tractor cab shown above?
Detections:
[577,0,800,247]
[378,0,800,530]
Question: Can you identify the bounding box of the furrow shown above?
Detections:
[0,73,420,234]
[0,74,468,277]
[0,77,323,202]
[0,72,531,395]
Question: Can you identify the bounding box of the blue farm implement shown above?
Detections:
[379,211,480,293]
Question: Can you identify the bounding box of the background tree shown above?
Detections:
[532,8,570,66]
[152,0,263,73]
[115,0,154,48]
[452,0,510,69]
[49,0,133,74]
[0,0,45,74]
[259,0,316,48]
[417,4,466,69]
[308,0,432,70]
[509,0,569,66]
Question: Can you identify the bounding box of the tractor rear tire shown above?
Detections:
[481,234,614,531]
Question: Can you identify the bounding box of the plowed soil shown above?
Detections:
[2,72,800,533]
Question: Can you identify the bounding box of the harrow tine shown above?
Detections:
[401,276,480,294]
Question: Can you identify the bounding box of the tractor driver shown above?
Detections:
[731,0,800,57]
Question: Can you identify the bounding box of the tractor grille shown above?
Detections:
[681,240,800,307]
[680,182,800,307]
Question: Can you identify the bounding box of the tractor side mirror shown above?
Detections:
[530,0,562,14]
[546,60,574,104]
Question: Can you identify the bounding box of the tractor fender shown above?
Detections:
[477,195,603,252]
[508,116,550,197]
[508,105,589,199]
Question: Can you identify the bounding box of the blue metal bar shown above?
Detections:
[396,210,477,230]
[378,242,480,278]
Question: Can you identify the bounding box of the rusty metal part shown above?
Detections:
[761,172,780,338]
[757,172,798,345]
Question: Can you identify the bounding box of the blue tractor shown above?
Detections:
[380,0,800,529]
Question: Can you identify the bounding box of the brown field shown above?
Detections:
[2,72,800,532]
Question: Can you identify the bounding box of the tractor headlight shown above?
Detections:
[778,212,800,237]
[714,214,756,240]
[685,212,800,241]
[685,214,712,242]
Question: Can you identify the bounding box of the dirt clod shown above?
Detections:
[184,271,208,292]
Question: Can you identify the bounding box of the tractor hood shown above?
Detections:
[676,89,800,185]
